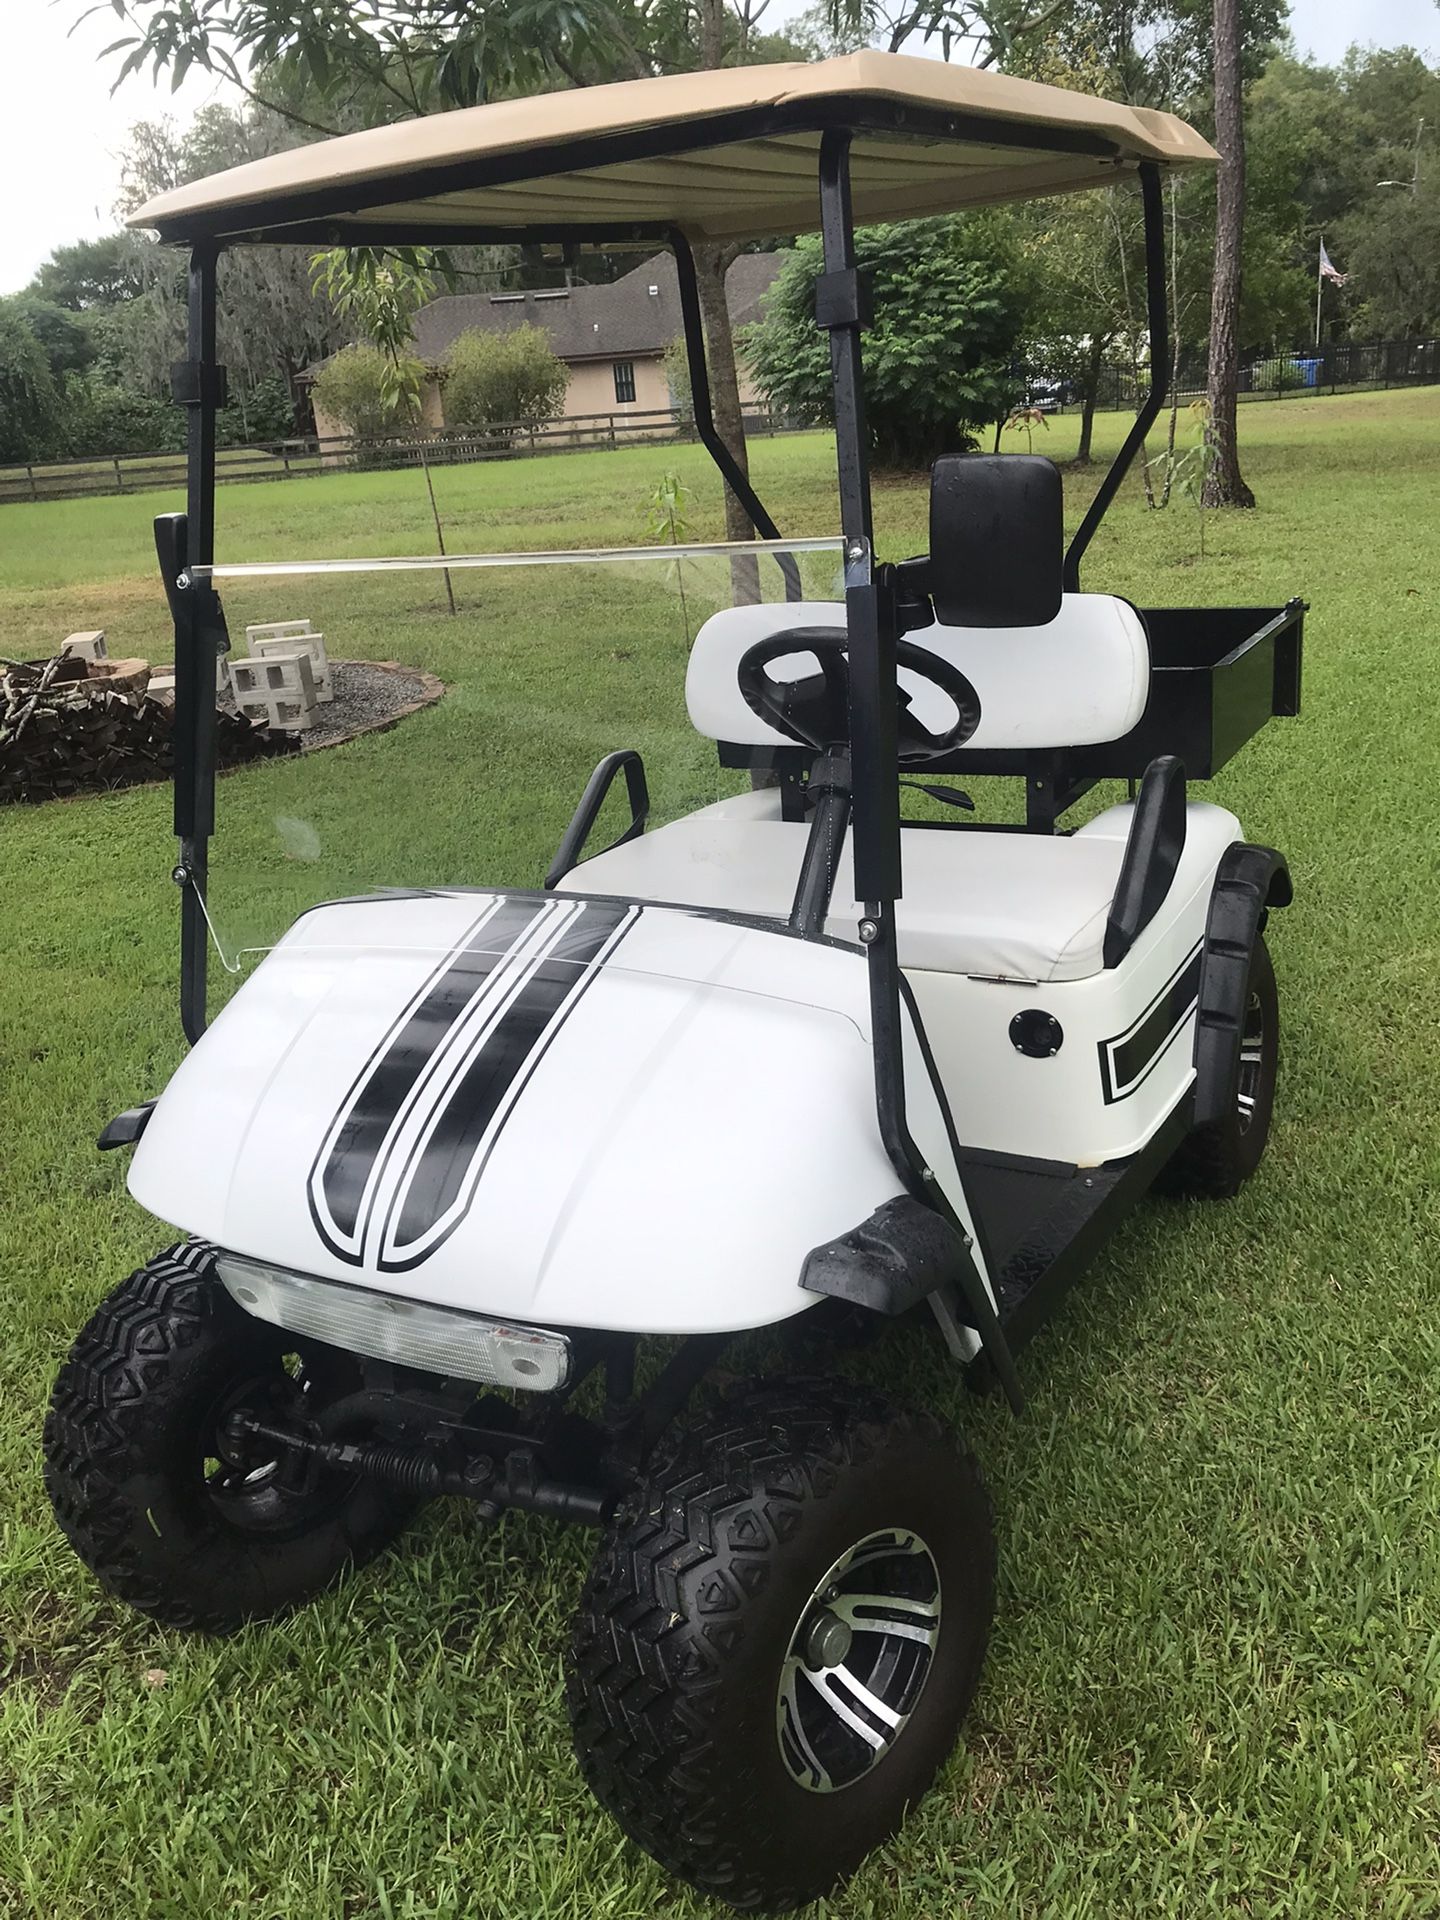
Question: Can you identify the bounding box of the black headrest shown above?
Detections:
[928,453,1064,629]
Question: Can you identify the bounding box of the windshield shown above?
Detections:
[200,535,844,1006]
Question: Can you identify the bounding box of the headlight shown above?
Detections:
[214,1254,571,1392]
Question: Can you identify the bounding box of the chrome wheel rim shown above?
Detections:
[776,1527,941,1794]
[1236,987,1266,1134]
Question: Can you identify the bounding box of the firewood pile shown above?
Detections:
[1,654,296,805]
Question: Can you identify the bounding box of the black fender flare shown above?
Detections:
[1192,843,1292,1127]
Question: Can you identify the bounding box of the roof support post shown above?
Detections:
[818,129,1023,1412]
[668,229,799,599]
[165,240,224,1043]
[1063,161,1168,589]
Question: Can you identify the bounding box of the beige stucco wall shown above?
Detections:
[311,344,766,456]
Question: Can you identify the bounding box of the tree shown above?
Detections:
[2,295,97,381]
[117,105,352,427]
[311,344,424,440]
[0,307,63,464]
[31,235,147,310]
[1203,0,1256,507]
[312,246,456,611]
[747,218,1025,467]
[79,0,795,563]
[1339,185,1440,337]
[444,326,569,433]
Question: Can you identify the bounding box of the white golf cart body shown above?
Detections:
[111,49,1299,1396]
[45,52,1310,1912]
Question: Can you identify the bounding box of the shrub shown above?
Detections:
[59,377,184,458]
[745,218,1027,468]
[443,324,569,435]
[311,343,425,442]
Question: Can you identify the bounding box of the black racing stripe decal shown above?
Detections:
[311,897,547,1255]
[1099,945,1202,1104]
[383,900,634,1268]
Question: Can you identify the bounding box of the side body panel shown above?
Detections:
[907,807,1227,1164]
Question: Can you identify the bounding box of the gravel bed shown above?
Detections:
[299,660,438,746]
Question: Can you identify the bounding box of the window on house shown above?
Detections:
[613,360,637,404]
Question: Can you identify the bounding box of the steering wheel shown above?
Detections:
[736,625,981,766]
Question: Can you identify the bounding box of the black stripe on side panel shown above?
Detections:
[314,898,547,1250]
[383,901,634,1269]
[1099,946,1202,1105]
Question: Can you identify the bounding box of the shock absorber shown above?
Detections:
[222,1410,450,1495]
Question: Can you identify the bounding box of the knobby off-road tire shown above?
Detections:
[1166,935,1280,1199]
[566,1377,995,1912]
[44,1245,416,1633]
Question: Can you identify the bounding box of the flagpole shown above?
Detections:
[1315,233,1323,348]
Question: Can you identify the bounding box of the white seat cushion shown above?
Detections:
[685,595,1150,751]
[557,791,1240,982]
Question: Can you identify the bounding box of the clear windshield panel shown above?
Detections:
[203,538,844,1005]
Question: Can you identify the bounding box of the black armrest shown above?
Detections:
[544,750,649,889]
[1103,755,1186,968]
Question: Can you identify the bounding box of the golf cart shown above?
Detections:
[45,52,1304,1912]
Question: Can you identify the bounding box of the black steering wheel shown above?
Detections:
[736,625,981,766]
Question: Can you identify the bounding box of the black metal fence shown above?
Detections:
[4,338,1438,507]
[1023,336,1440,415]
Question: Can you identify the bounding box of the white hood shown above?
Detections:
[130,891,977,1335]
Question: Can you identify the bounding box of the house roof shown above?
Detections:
[128,51,1216,248]
[411,251,783,365]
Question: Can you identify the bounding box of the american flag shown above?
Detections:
[1319,241,1348,286]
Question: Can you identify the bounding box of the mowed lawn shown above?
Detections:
[2,389,1440,1918]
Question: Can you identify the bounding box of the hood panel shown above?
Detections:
[130,892,929,1334]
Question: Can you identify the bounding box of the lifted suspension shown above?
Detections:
[222,1409,612,1525]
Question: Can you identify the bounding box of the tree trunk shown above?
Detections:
[694,0,760,605]
[1202,0,1256,509]
[692,237,762,607]
[1075,334,1106,463]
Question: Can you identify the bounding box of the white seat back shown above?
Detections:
[685,594,1150,751]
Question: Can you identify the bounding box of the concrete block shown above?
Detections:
[231,651,318,732]
[248,626,332,703]
[245,620,314,642]
[61,630,108,663]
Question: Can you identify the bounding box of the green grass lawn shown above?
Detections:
[3,389,1440,1918]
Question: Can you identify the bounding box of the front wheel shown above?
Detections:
[566,1377,995,1912]
[44,1245,417,1633]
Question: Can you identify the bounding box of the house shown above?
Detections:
[309,250,785,444]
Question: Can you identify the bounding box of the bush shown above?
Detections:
[745,218,1027,468]
[59,377,184,458]
[0,305,63,463]
[443,324,569,435]
[311,343,425,442]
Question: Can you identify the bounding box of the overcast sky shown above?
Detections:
[1,0,1436,293]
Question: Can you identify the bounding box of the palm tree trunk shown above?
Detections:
[1202,0,1256,509]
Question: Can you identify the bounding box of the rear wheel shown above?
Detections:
[1165,935,1279,1198]
[566,1377,994,1912]
[44,1245,417,1633]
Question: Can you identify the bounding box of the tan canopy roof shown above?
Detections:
[130,51,1215,247]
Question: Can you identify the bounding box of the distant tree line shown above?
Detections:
[1,30,1437,472]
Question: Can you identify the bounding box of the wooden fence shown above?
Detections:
[0,403,788,506]
[5,340,1439,507]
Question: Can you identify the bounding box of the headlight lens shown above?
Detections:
[214,1254,571,1392]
